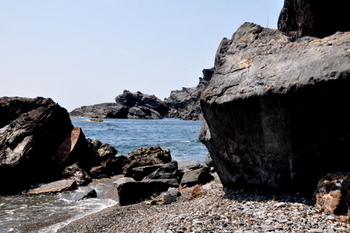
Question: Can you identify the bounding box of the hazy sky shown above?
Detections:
[1,1,284,111]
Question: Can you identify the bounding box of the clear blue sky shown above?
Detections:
[1,1,284,111]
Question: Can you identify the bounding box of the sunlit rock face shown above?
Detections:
[200,22,350,193]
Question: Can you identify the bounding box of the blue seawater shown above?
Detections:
[71,117,208,163]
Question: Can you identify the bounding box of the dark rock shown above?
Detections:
[70,90,168,119]
[164,68,213,120]
[127,106,162,119]
[143,161,179,187]
[0,97,74,193]
[103,155,130,176]
[145,161,178,180]
[89,166,109,178]
[61,163,92,186]
[180,167,213,187]
[70,102,128,119]
[200,22,350,192]
[115,90,168,119]
[205,154,214,167]
[25,180,77,195]
[81,189,97,199]
[278,0,350,39]
[96,143,118,160]
[117,180,170,206]
[123,146,172,176]
[132,164,162,181]
[313,172,350,215]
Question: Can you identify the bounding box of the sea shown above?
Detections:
[0,118,208,233]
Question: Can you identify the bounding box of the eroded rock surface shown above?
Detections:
[200,22,350,192]
[0,97,74,193]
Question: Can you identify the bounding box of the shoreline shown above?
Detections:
[57,175,350,233]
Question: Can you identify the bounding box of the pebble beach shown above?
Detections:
[57,174,350,233]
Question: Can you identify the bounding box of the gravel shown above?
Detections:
[57,174,350,233]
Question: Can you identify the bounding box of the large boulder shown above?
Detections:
[200,22,350,193]
[0,97,74,193]
[278,0,350,39]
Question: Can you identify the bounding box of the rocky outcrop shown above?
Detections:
[0,97,74,193]
[278,0,350,39]
[69,102,128,119]
[70,90,168,119]
[70,70,213,121]
[0,97,125,194]
[200,22,350,193]
[164,68,213,120]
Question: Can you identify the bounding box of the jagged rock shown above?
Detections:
[123,146,172,176]
[313,172,350,215]
[0,97,74,193]
[25,180,77,195]
[164,68,213,120]
[61,163,92,186]
[115,90,168,119]
[180,167,213,187]
[200,22,350,192]
[278,0,350,39]
[70,90,168,119]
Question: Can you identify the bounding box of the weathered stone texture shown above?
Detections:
[200,22,350,192]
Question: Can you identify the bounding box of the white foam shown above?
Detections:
[38,198,117,233]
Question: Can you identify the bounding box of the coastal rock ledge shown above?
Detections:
[200,22,350,193]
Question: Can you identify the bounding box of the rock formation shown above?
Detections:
[200,21,350,193]
[70,90,168,120]
[278,0,350,39]
[164,68,213,120]
[69,102,128,119]
[0,97,123,194]
[0,97,74,193]
[70,71,213,121]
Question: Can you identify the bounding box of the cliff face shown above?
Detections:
[164,68,213,121]
[200,22,350,192]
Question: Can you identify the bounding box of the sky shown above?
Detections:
[1,0,284,111]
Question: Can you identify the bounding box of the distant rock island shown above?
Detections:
[69,68,213,121]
